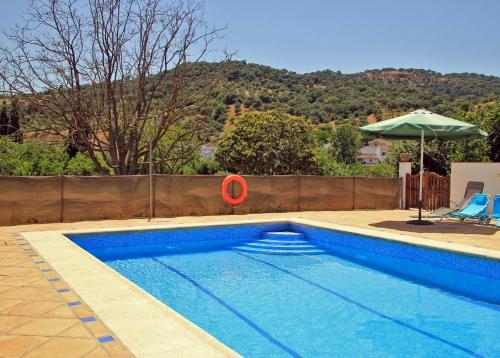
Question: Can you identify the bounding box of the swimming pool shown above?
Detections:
[69,222,500,357]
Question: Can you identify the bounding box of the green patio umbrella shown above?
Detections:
[360,109,487,225]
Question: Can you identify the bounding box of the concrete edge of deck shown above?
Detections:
[20,216,500,357]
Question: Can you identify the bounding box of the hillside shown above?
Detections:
[190,61,500,133]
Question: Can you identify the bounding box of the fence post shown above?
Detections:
[148,142,154,221]
[152,174,156,219]
[352,177,356,210]
[60,175,64,222]
[405,173,410,209]
[297,175,301,212]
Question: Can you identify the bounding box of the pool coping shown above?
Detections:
[21,217,500,357]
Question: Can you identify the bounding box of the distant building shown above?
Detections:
[358,139,392,165]
[200,144,214,159]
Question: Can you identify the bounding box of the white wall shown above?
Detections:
[450,163,500,208]
[399,162,412,209]
[360,146,381,155]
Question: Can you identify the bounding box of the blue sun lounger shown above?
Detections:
[491,195,500,226]
[450,193,490,223]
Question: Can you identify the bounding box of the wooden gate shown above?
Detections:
[405,172,450,210]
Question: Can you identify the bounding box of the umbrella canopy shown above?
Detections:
[359,109,488,139]
[360,109,488,225]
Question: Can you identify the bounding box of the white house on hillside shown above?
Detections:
[358,139,392,165]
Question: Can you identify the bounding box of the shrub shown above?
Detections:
[0,138,101,176]
[0,138,67,176]
[66,152,100,175]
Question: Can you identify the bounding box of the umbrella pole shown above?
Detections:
[408,129,433,225]
[418,128,424,221]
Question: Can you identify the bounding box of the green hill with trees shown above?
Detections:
[191,61,500,134]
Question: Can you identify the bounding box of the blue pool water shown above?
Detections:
[69,223,500,357]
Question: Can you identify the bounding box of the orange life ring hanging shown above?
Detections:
[221,175,247,206]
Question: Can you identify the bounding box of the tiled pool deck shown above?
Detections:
[1,210,499,357]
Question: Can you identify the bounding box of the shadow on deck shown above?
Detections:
[369,220,499,236]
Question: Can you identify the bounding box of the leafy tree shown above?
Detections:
[446,140,490,163]
[0,102,8,136]
[0,138,102,176]
[0,138,68,176]
[66,152,100,175]
[452,103,499,162]
[313,125,333,146]
[215,110,317,174]
[213,105,227,124]
[315,149,395,177]
[259,93,272,104]
[387,140,419,173]
[368,163,396,177]
[224,94,237,105]
[331,124,358,164]
[1,0,225,175]
[315,149,353,176]
[153,125,202,175]
[193,158,221,175]
[388,140,452,175]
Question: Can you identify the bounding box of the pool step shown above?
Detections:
[263,231,305,240]
[232,231,325,256]
[233,246,325,255]
[257,239,309,245]
[246,242,314,249]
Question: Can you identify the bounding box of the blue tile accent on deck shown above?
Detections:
[48,278,60,282]
[68,301,81,307]
[57,288,70,293]
[80,316,96,323]
[97,336,115,343]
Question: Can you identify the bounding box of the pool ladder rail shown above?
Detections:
[232,231,326,255]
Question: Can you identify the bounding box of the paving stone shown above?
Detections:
[11,317,78,336]
[0,314,33,333]
[0,335,49,358]
[85,346,112,358]
[22,337,98,358]
[0,298,23,313]
[59,323,94,339]
[44,305,76,319]
[0,287,64,302]
[5,301,63,317]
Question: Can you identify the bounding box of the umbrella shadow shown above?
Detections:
[369,220,499,235]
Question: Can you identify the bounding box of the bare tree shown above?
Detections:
[0,0,227,174]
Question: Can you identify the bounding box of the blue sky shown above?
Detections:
[2,0,500,76]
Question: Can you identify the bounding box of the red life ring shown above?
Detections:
[221,175,247,206]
